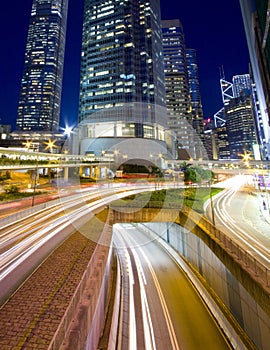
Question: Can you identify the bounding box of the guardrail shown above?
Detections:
[0,194,78,228]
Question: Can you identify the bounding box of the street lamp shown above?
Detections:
[209,179,215,226]
[45,139,57,153]
[24,140,32,151]
[31,148,39,207]
[239,150,252,168]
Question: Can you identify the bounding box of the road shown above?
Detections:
[206,175,270,268]
[113,223,232,350]
[0,183,157,302]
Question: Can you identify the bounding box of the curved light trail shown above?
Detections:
[0,185,156,291]
[210,175,270,267]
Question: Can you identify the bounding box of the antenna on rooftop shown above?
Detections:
[219,65,225,80]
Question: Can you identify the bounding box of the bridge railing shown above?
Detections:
[0,196,71,228]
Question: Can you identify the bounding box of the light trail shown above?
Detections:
[213,175,270,266]
[131,250,156,350]
[0,185,157,288]
[124,229,179,350]
[114,226,179,350]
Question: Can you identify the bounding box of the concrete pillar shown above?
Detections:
[94,166,101,179]
[64,167,69,181]
[104,167,108,179]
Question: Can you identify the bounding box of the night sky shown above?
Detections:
[0,0,249,130]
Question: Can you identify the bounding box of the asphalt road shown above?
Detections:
[113,223,232,350]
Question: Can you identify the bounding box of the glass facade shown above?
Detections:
[225,94,257,159]
[255,0,270,77]
[162,20,191,122]
[79,0,166,138]
[186,48,204,140]
[16,0,69,132]
[232,74,251,97]
[162,19,206,159]
[240,0,270,159]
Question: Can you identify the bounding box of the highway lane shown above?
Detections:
[113,223,233,350]
[0,184,158,301]
[206,175,270,268]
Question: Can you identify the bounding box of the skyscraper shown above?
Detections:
[16,0,69,132]
[77,0,168,158]
[225,93,257,159]
[232,74,251,97]
[79,0,165,120]
[162,19,206,160]
[186,48,205,149]
[214,73,258,159]
[239,0,270,159]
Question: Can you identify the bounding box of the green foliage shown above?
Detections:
[4,185,19,194]
[120,164,150,173]
[111,187,223,213]
[0,190,43,202]
[5,171,11,180]
[0,171,11,181]
[0,157,54,166]
[181,162,215,185]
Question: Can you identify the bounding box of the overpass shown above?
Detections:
[1,146,270,185]
[1,146,270,170]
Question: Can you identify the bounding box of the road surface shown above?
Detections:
[113,223,233,350]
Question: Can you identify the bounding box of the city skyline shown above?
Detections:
[0,0,250,130]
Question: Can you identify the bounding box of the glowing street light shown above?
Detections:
[64,125,73,137]
[45,139,57,153]
[239,151,252,167]
[24,140,32,151]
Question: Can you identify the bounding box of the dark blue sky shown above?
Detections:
[0,0,249,130]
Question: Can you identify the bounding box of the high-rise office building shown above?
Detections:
[186,48,205,150]
[162,19,206,160]
[225,93,257,159]
[162,20,191,122]
[77,0,168,159]
[16,0,69,132]
[203,118,218,160]
[216,125,230,159]
[232,74,251,97]
[239,0,270,159]
[213,73,258,159]
[229,74,260,159]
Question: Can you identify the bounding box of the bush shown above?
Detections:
[4,185,19,194]
[0,171,11,181]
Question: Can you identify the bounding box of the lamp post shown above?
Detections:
[23,140,39,207]
[209,179,215,226]
[31,139,57,206]
[31,147,39,207]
